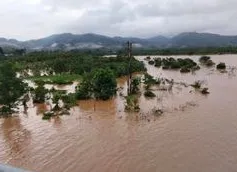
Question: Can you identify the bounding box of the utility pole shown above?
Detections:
[127,41,132,95]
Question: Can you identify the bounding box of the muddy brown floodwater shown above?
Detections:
[1,55,237,172]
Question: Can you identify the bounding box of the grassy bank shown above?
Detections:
[27,74,81,85]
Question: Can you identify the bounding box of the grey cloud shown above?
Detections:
[135,0,237,17]
[1,0,237,40]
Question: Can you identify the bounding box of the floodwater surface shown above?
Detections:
[1,55,237,172]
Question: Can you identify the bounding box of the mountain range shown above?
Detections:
[1,32,237,50]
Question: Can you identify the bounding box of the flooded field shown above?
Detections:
[1,55,237,172]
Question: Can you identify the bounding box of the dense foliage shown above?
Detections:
[32,83,48,103]
[0,62,27,114]
[77,68,117,100]
[3,51,145,79]
[92,68,117,100]
[199,56,215,67]
[149,57,200,73]
[216,62,226,70]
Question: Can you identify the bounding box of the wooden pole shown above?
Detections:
[127,41,132,95]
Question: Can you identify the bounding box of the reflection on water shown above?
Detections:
[1,55,237,172]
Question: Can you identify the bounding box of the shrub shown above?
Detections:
[162,66,169,70]
[192,65,201,71]
[76,81,92,100]
[201,88,210,94]
[180,67,191,73]
[206,60,215,67]
[76,68,117,100]
[145,56,151,60]
[130,77,141,94]
[199,56,215,67]
[144,90,156,98]
[199,56,211,63]
[170,61,181,69]
[154,58,162,67]
[61,93,77,109]
[0,62,27,114]
[148,60,155,65]
[33,83,48,103]
[191,81,203,89]
[159,57,198,71]
[143,73,157,85]
[125,95,140,112]
[42,111,54,120]
[152,108,164,116]
[216,62,226,70]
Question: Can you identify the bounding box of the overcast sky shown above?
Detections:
[1,0,237,40]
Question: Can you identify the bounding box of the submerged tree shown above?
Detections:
[32,83,48,103]
[0,63,27,115]
[199,56,215,67]
[92,68,117,100]
[216,62,226,70]
[130,77,141,94]
[76,73,93,100]
[77,68,117,100]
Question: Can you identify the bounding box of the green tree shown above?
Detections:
[0,63,27,114]
[33,83,48,103]
[92,68,117,100]
[77,68,117,100]
[76,73,93,100]
[53,59,68,74]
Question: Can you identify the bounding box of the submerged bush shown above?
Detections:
[180,67,191,73]
[130,77,141,94]
[201,88,210,94]
[76,68,117,100]
[144,90,156,98]
[148,60,155,65]
[154,58,162,67]
[42,111,54,120]
[192,65,201,71]
[199,56,211,63]
[145,56,151,60]
[154,57,199,72]
[76,74,92,100]
[152,108,164,116]
[162,66,169,70]
[143,73,159,87]
[61,93,77,109]
[190,80,210,95]
[206,60,215,67]
[191,80,203,89]
[125,95,140,112]
[216,62,226,70]
[33,83,48,103]
[199,56,215,67]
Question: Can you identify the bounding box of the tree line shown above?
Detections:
[130,46,237,55]
[3,51,145,78]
